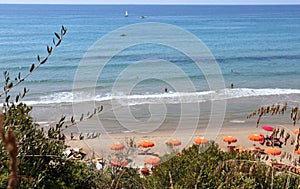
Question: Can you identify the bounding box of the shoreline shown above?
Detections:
[27,93,300,166]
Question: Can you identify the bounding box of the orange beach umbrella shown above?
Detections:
[248,134,264,142]
[110,142,125,151]
[194,137,209,145]
[145,156,160,166]
[222,136,237,144]
[166,139,181,147]
[265,147,281,156]
[294,148,300,155]
[294,129,299,135]
[111,159,128,168]
[139,140,155,148]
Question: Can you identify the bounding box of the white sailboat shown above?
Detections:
[125,10,128,17]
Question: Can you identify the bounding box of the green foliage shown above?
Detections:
[0,102,100,188]
[143,143,300,189]
[0,26,102,189]
[96,167,143,189]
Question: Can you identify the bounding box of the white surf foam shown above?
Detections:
[22,88,300,106]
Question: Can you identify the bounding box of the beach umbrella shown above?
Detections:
[194,137,209,145]
[294,148,300,155]
[110,142,125,151]
[166,139,181,147]
[262,125,274,132]
[139,140,155,148]
[265,147,281,156]
[222,136,237,144]
[248,134,264,142]
[111,159,128,168]
[144,156,160,166]
[294,129,299,135]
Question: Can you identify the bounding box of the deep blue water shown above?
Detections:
[0,4,300,105]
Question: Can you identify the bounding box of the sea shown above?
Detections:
[0,4,300,132]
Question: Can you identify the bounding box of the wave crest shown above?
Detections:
[22,88,300,106]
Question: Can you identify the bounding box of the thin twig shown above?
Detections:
[0,26,67,98]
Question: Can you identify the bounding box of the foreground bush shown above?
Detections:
[0,26,101,189]
[0,103,101,188]
[143,143,300,188]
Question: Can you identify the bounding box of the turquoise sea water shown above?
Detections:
[0,4,300,107]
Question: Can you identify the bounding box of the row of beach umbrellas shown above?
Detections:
[108,125,279,152]
[108,125,300,167]
[107,125,299,151]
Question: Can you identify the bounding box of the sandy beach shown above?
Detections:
[63,110,299,167]
[27,91,300,169]
[24,90,296,169]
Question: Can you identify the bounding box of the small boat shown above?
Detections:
[125,10,128,17]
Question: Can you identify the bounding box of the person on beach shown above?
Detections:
[231,83,234,89]
[79,133,84,140]
[164,88,168,93]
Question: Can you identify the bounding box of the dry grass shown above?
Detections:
[0,113,19,189]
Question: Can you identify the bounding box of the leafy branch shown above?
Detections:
[246,102,293,127]
[0,26,66,189]
[0,26,67,107]
[60,105,104,132]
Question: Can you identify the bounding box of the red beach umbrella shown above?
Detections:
[262,125,274,132]
[111,159,128,168]
[139,140,155,148]
[265,147,281,156]
[166,139,181,147]
[144,156,160,166]
[222,136,237,144]
[248,134,264,142]
[110,142,125,151]
[194,137,209,145]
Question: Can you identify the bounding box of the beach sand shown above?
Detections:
[31,95,300,167]
[64,118,299,167]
